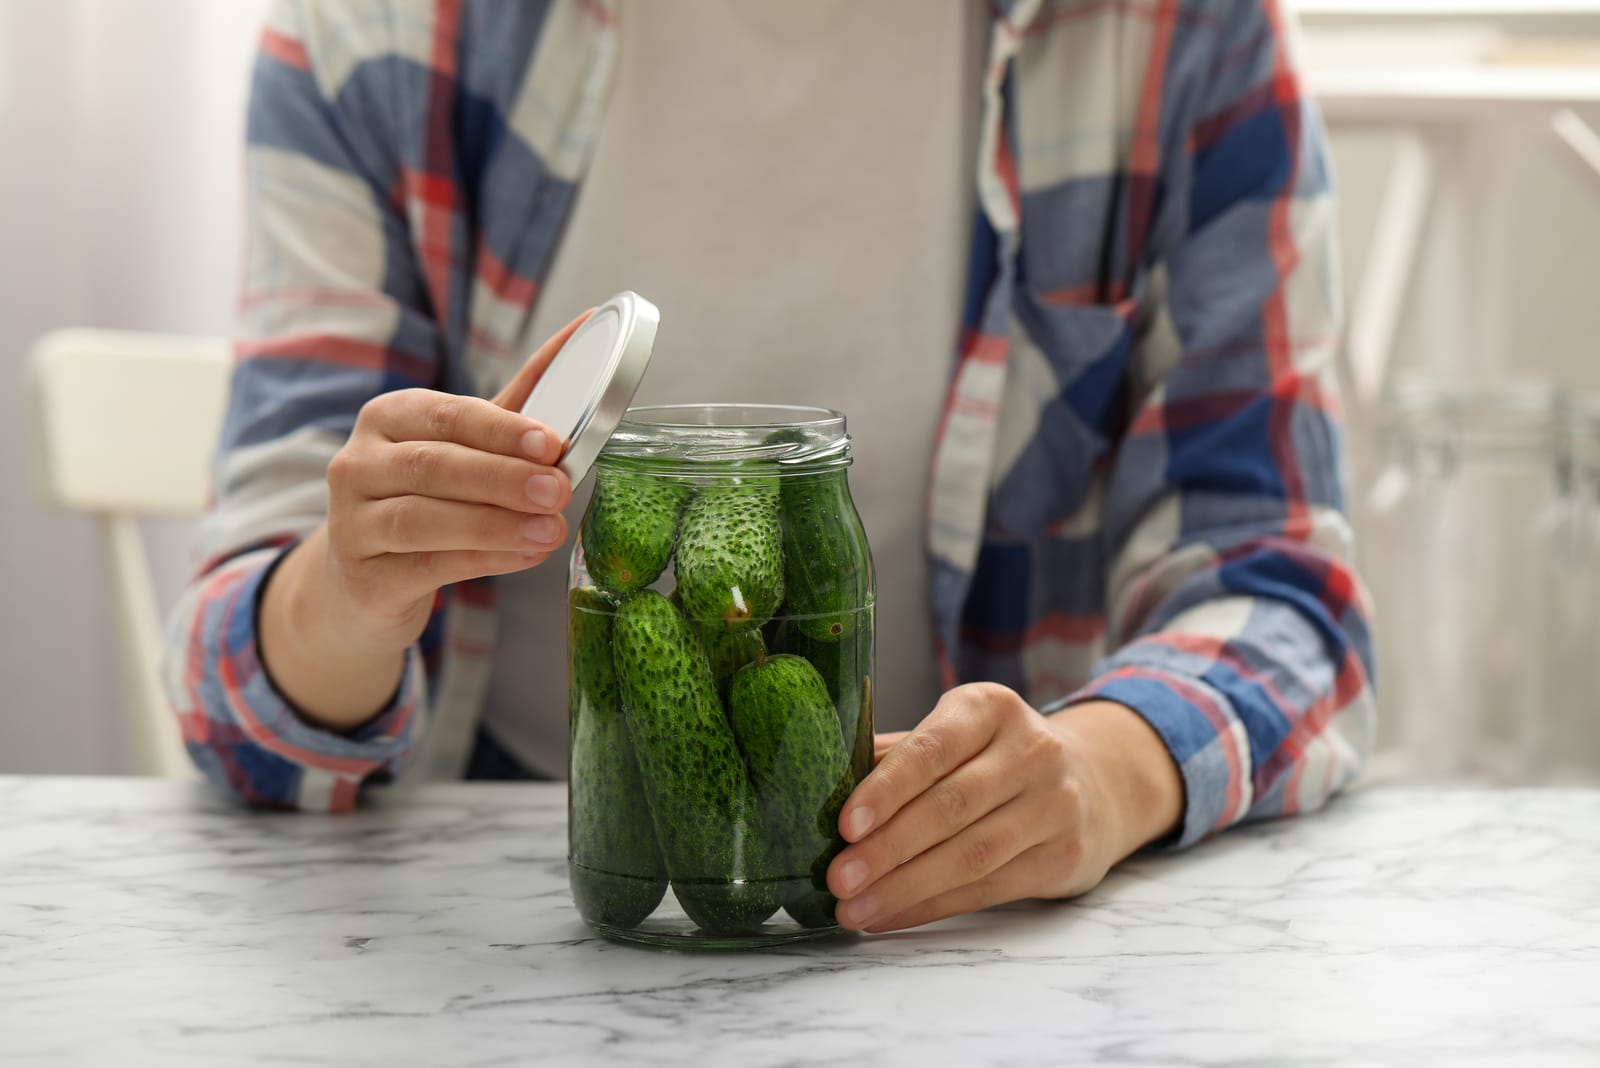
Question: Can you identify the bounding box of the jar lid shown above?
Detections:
[519,291,659,484]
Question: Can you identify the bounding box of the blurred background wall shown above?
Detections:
[0,0,268,772]
[2,1,1597,778]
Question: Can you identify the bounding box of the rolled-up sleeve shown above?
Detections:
[1067,1,1377,847]
[161,0,445,811]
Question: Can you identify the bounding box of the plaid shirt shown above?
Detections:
[164,0,1375,845]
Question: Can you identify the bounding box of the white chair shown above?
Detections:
[29,329,232,778]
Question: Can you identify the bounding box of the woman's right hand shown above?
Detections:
[318,385,572,643]
[260,312,590,728]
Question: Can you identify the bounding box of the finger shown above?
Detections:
[368,440,572,515]
[491,309,593,412]
[359,496,567,556]
[367,547,554,599]
[836,691,999,844]
[873,732,910,760]
[834,794,1038,930]
[365,390,563,466]
[863,841,1061,934]
[828,749,1022,903]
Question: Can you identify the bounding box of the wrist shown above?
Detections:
[260,527,409,731]
[1047,699,1184,857]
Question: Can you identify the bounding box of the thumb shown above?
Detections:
[491,308,594,412]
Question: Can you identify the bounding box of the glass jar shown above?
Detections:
[565,404,876,948]
[1364,380,1564,782]
[1538,395,1600,781]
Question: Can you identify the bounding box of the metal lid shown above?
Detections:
[519,291,659,483]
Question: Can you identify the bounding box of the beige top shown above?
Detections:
[483,0,985,775]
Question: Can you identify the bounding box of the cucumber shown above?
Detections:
[696,622,767,706]
[581,467,690,595]
[772,610,875,756]
[612,590,778,934]
[728,654,855,929]
[674,478,784,630]
[567,587,668,928]
[779,471,872,642]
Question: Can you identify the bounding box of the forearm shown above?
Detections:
[259,525,410,731]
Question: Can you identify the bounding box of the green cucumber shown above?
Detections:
[779,472,872,642]
[728,654,855,929]
[772,611,875,756]
[674,478,784,630]
[581,467,690,595]
[612,590,778,935]
[567,587,668,928]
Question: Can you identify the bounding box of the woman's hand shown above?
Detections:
[825,685,1184,933]
[259,311,590,728]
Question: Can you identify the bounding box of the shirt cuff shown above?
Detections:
[1061,668,1246,850]
[217,551,425,800]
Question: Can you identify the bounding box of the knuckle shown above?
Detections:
[1058,834,1086,872]
[356,392,390,426]
[477,506,511,546]
[930,779,969,826]
[969,681,1018,716]
[878,831,912,870]
[1057,773,1086,819]
[385,497,416,546]
[490,407,523,445]
[1019,720,1065,766]
[906,731,949,777]
[487,457,524,507]
[411,549,440,581]
[325,447,358,490]
[428,398,463,440]
[401,442,439,488]
[960,833,994,877]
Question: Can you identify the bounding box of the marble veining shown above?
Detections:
[2,777,1597,1066]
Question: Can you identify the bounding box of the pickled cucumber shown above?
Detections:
[567,587,668,928]
[779,472,872,642]
[581,467,690,595]
[612,590,778,934]
[674,479,784,630]
[728,654,854,928]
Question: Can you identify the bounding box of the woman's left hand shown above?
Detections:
[826,684,1184,933]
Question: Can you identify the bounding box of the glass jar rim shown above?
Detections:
[619,403,844,430]
[599,403,852,474]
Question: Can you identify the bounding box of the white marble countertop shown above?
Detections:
[2,778,1597,1066]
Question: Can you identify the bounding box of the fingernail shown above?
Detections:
[522,429,547,459]
[521,516,562,546]
[838,859,868,895]
[841,894,878,928]
[526,473,560,508]
[843,807,875,841]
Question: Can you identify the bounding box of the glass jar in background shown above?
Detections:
[566,404,875,949]
[1365,381,1565,782]
[1538,395,1600,782]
